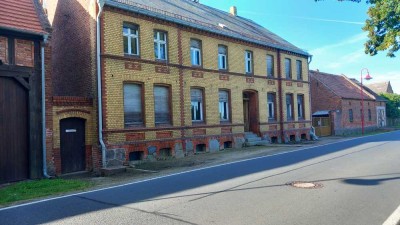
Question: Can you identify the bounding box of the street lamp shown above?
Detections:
[360,68,372,135]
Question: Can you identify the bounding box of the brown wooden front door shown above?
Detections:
[60,118,86,174]
[313,117,332,136]
[0,77,29,183]
[243,99,250,132]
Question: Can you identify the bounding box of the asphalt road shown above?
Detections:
[1,131,400,225]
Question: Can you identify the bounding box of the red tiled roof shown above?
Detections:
[0,0,46,35]
[366,81,393,94]
[310,70,373,100]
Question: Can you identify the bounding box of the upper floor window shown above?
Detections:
[124,83,143,127]
[286,93,293,120]
[154,85,171,124]
[267,93,276,121]
[349,109,354,122]
[191,88,204,122]
[219,90,229,122]
[218,45,228,70]
[297,94,304,119]
[285,58,291,79]
[245,51,253,74]
[296,60,302,80]
[190,39,202,66]
[154,31,167,60]
[267,54,274,77]
[123,23,139,56]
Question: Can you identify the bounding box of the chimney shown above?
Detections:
[230,6,237,16]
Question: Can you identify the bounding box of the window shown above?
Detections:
[368,109,372,121]
[191,88,204,122]
[296,60,302,80]
[123,24,139,55]
[190,39,202,66]
[297,94,304,119]
[124,83,143,127]
[218,45,227,70]
[267,93,276,120]
[245,51,253,74]
[154,31,167,60]
[219,90,229,122]
[285,58,291,79]
[349,109,354,122]
[154,85,170,124]
[286,94,293,120]
[267,55,274,77]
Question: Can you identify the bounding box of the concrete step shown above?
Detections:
[245,137,262,142]
[245,140,270,147]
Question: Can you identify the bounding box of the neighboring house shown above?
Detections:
[0,0,50,183]
[366,81,394,94]
[39,0,312,172]
[350,78,387,128]
[310,70,378,136]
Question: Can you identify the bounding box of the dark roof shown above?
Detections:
[310,70,373,100]
[0,0,47,35]
[366,81,394,94]
[105,0,309,56]
[349,78,387,102]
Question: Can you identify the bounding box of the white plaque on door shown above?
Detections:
[65,129,77,133]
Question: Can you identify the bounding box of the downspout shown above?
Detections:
[42,35,50,178]
[308,55,313,123]
[277,49,284,142]
[97,0,106,168]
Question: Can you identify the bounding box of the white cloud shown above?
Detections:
[310,33,367,55]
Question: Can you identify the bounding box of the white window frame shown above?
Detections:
[218,45,227,70]
[267,55,274,77]
[191,89,203,122]
[297,95,304,119]
[245,51,252,74]
[219,90,229,121]
[154,31,167,60]
[268,93,275,120]
[296,60,302,80]
[191,48,201,66]
[123,26,139,56]
[286,94,293,120]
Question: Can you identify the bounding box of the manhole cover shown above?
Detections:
[287,181,323,189]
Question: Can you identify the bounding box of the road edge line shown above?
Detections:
[0,130,398,211]
[383,204,400,225]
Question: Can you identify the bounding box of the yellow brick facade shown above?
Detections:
[101,7,311,157]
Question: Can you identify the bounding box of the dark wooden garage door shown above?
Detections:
[60,118,86,174]
[0,77,29,183]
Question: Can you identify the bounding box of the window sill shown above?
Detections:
[124,124,145,129]
[219,69,229,72]
[155,59,168,64]
[268,119,277,123]
[191,65,203,68]
[155,123,173,128]
[124,54,140,59]
[192,121,206,126]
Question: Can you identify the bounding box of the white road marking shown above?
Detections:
[0,131,397,212]
[383,204,400,225]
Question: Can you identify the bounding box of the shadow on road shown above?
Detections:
[1,131,399,225]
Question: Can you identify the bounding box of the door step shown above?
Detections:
[244,132,270,147]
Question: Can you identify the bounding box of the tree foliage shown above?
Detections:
[316,0,400,57]
[380,93,400,118]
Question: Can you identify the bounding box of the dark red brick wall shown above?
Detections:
[15,39,34,67]
[310,75,341,113]
[46,0,96,97]
[340,99,377,129]
[0,36,8,64]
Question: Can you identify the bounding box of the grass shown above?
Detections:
[0,179,92,205]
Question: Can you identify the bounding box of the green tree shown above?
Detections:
[381,93,400,118]
[316,0,400,57]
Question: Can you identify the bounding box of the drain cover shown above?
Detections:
[287,181,323,189]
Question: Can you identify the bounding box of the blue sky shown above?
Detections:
[201,0,399,93]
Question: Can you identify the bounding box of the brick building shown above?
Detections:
[98,0,312,166]
[310,70,384,136]
[0,0,50,183]
[38,0,312,174]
